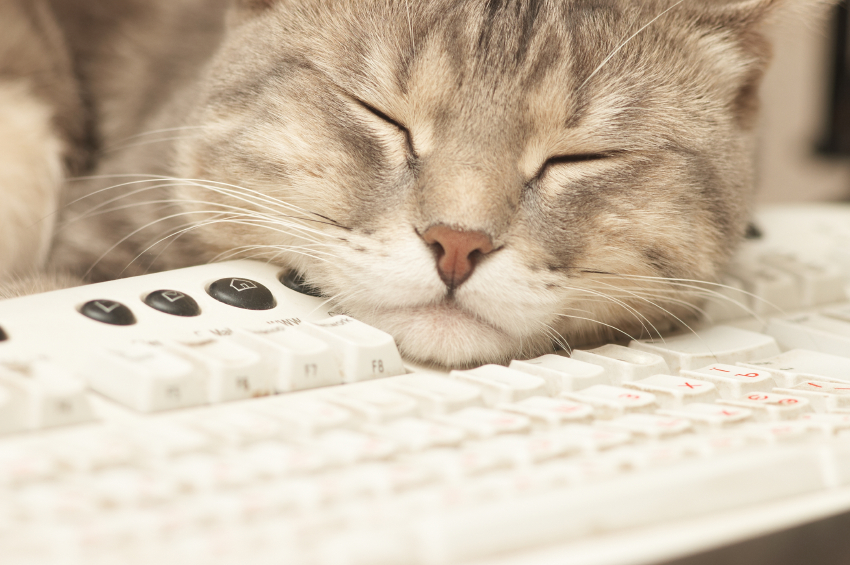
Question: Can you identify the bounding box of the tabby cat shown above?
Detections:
[0,0,833,366]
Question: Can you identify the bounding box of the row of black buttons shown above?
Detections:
[79,276,280,326]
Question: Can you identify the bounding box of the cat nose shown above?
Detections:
[421,225,494,289]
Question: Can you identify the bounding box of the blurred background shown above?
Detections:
[758,1,850,203]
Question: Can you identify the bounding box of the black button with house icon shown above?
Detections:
[80,299,137,326]
[207,278,276,310]
[144,290,202,317]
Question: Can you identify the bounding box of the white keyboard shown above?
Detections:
[1,204,850,565]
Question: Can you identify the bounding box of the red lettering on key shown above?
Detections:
[807,383,823,388]
[748,394,768,401]
[779,398,799,405]
[736,373,761,378]
[720,410,738,417]
[678,382,702,389]
[618,393,642,400]
[711,367,730,373]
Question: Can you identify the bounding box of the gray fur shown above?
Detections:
[0,0,836,366]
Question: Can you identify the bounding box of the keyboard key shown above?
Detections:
[207,277,276,310]
[766,314,850,358]
[259,399,353,436]
[738,349,850,386]
[623,374,718,408]
[325,386,419,423]
[657,402,753,430]
[143,289,201,317]
[628,326,780,373]
[365,418,465,451]
[560,385,657,418]
[387,375,482,415]
[727,263,800,314]
[234,327,340,392]
[740,421,819,444]
[85,344,207,412]
[497,397,593,427]
[570,345,670,385]
[183,410,286,446]
[169,337,276,401]
[600,414,692,439]
[680,364,777,399]
[774,380,850,413]
[314,430,399,464]
[508,355,608,393]
[758,253,847,307]
[799,413,850,435]
[451,365,547,406]
[433,407,531,439]
[0,383,23,434]
[299,316,405,382]
[0,361,94,430]
[719,393,812,421]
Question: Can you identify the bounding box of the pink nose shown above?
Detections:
[422,225,494,289]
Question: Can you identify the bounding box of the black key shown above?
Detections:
[80,300,137,326]
[207,278,276,310]
[144,290,202,317]
[0,326,7,342]
[280,270,323,298]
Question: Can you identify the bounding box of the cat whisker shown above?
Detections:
[552,313,638,343]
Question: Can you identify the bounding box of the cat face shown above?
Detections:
[173,0,788,366]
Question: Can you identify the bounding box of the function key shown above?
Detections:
[144,290,201,317]
[80,300,136,326]
[207,278,276,311]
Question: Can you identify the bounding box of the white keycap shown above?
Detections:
[366,418,466,451]
[681,363,779,398]
[497,396,593,427]
[774,380,850,413]
[759,253,847,307]
[183,410,286,446]
[233,326,341,392]
[738,349,850,387]
[85,344,207,412]
[0,444,57,485]
[719,392,811,421]
[728,262,800,314]
[740,421,819,444]
[325,386,419,423]
[298,316,405,382]
[600,414,692,439]
[0,361,94,430]
[314,430,399,464]
[0,382,25,435]
[799,413,850,435]
[411,447,826,564]
[623,374,718,408]
[433,407,531,439]
[387,375,482,415]
[657,402,753,430]
[168,337,275,402]
[701,276,750,323]
[560,385,657,418]
[451,365,547,406]
[508,355,607,394]
[259,399,353,436]
[766,314,850,358]
[570,345,670,385]
[629,326,780,373]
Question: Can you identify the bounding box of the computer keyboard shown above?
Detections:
[1,203,850,565]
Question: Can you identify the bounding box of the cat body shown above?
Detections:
[0,0,832,367]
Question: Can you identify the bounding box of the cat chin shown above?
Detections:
[350,302,551,369]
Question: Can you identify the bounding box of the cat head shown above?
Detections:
[172,0,826,367]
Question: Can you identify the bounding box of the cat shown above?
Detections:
[0,0,835,367]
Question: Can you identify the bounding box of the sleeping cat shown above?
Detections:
[0,0,834,367]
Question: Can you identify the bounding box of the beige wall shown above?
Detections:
[756,10,850,203]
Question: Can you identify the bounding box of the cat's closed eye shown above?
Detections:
[352,98,417,159]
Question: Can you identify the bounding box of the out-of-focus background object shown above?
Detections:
[758,1,850,203]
